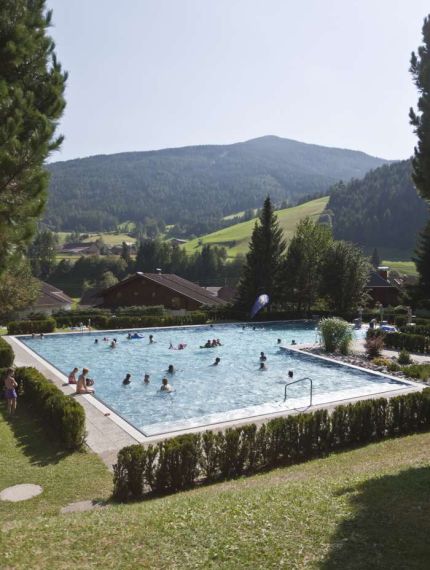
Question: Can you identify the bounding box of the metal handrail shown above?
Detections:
[284,376,313,408]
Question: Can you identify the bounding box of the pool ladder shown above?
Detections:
[284,377,313,409]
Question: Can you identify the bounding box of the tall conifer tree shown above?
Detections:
[410,15,430,297]
[0,0,67,274]
[236,196,286,309]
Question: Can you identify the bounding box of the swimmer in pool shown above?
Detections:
[277,339,282,344]
[288,370,294,379]
[149,334,155,343]
[160,377,173,392]
[211,357,221,366]
[94,338,99,344]
[122,373,131,385]
[291,340,297,346]
[110,340,117,349]
[143,373,150,384]
[167,364,175,374]
[259,362,267,371]
[260,352,267,362]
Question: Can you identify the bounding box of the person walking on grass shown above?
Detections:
[4,368,18,415]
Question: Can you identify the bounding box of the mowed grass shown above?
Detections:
[1,401,430,569]
[56,231,136,246]
[383,260,418,277]
[184,196,329,257]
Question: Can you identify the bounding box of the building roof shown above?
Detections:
[34,282,73,308]
[366,271,399,289]
[102,273,226,306]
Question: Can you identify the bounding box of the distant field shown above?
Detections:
[383,260,417,277]
[185,196,329,257]
[56,232,136,246]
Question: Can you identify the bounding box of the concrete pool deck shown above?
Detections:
[4,334,425,469]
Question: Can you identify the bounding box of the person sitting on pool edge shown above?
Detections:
[143,373,150,384]
[167,364,175,374]
[160,377,173,392]
[76,368,94,394]
[68,367,79,384]
[211,357,221,366]
[122,373,131,385]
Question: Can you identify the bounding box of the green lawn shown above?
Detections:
[383,260,418,277]
[185,196,329,257]
[1,400,430,569]
[56,231,136,246]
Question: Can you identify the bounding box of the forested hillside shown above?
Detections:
[44,136,386,232]
[327,160,428,253]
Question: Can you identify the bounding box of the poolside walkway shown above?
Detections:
[4,336,141,468]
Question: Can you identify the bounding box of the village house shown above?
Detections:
[365,266,400,307]
[100,271,227,312]
[19,281,73,317]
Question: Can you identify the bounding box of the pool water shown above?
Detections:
[20,322,407,436]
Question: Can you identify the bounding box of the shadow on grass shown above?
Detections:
[0,402,71,466]
[322,465,430,570]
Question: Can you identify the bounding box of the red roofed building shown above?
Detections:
[100,272,227,311]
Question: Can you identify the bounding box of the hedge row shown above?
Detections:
[113,389,430,501]
[0,337,14,367]
[7,319,56,335]
[14,367,86,450]
[7,312,208,334]
[383,332,429,353]
[400,325,430,337]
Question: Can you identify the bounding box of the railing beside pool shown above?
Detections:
[284,376,313,409]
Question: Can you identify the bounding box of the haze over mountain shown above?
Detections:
[44,135,388,233]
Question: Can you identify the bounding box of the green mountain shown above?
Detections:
[44,135,388,232]
[327,160,428,256]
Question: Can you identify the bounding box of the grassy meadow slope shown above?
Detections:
[1,402,430,569]
[185,196,329,256]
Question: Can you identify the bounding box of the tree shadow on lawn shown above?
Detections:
[321,465,430,570]
[0,402,71,467]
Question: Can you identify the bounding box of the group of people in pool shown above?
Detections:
[201,338,222,348]
[122,364,176,392]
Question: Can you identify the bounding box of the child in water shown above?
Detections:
[122,373,131,385]
[160,377,173,392]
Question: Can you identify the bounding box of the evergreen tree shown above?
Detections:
[413,222,430,297]
[410,15,430,297]
[236,197,286,309]
[0,1,67,274]
[28,229,58,279]
[281,217,332,312]
[320,241,370,314]
[370,247,380,268]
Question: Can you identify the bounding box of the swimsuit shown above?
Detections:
[5,389,17,399]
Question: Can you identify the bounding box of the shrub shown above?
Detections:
[398,349,412,365]
[113,388,430,501]
[387,362,401,372]
[319,318,353,354]
[7,318,56,335]
[371,357,391,367]
[0,337,14,367]
[365,335,384,359]
[14,367,85,450]
[402,364,430,381]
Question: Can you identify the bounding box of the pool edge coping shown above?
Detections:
[4,328,426,464]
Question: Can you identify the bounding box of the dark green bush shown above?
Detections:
[0,337,14,367]
[7,319,56,335]
[402,364,430,381]
[113,389,430,501]
[398,349,412,365]
[14,367,85,450]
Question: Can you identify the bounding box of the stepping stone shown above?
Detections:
[61,500,107,514]
[0,484,43,502]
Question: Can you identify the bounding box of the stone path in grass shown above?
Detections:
[0,484,43,502]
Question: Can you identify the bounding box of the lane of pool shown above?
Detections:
[19,322,407,436]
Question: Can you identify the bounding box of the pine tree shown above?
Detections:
[410,15,430,297]
[370,247,380,268]
[413,221,430,297]
[236,196,286,309]
[0,1,67,274]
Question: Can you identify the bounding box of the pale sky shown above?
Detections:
[47,0,429,162]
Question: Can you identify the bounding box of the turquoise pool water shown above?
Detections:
[20,322,407,435]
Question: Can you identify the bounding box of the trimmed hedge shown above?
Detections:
[0,337,14,367]
[383,332,429,354]
[14,367,86,450]
[7,318,56,335]
[105,312,208,329]
[113,389,430,501]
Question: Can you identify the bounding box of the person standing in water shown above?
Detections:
[122,373,131,385]
[160,377,173,392]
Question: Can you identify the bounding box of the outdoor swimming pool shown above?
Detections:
[19,322,409,436]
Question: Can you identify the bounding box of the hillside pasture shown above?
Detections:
[185,196,329,257]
